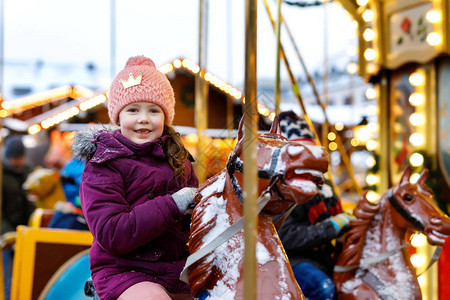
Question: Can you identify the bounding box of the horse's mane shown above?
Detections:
[188,170,228,297]
[334,192,381,288]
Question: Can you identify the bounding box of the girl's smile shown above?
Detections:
[118,102,165,144]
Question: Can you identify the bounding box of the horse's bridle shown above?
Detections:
[387,189,425,231]
[226,142,286,203]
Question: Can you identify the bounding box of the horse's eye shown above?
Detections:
[404,194,413,201]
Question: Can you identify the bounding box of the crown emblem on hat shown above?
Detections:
[119,73,143,89]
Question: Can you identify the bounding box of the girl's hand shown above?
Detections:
[172,187,197,214]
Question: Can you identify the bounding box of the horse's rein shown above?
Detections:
[180,177,281,284]
[334,242,412,273]
[226,144,288,203]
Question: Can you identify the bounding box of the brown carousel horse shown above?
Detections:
[183,117,330,299]
[333,165,450,300]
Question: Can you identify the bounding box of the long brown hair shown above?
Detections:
[163,125,189,178]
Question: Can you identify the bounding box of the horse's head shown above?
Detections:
[226,116,329,214]
[389,165,450,246]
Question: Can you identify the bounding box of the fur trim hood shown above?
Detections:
[72,126,113,160]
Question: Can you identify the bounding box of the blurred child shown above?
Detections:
[276,111,355,300]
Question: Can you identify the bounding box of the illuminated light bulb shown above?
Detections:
[328,132,336,141]
[328,142,338,151]
[351,138,360,147]
[365,87,377,99]
[364,48,376,61]
[347,62,358,74]
[366,191,378,203]
[411,254,426,268]
[28,124,41,135]
[366,156,376,168]
[410,153,424,167]
[261,108,270,117]
[411,233,427,247]
[410,173,421,183]
[0,110,8,118]
[204,73,212,81]
[363,28,375,41]
[269,112,275,121]
[409,113,425,126]
[356,126,371,142]
[366,174,378,185]
[366,140,378,151]
[409,133,424,146]
[409,93,424,106]
[41,120,50,129]
[1,101,10,109]
[173,59,182,68]
[362,10,374,22]
[409,72,424,86]
[426,32,442,46]
[335,122,344,131]
[356,0,368,6]
[426,9,441,23]
[235,91,242,99]
[366,104,378,116]
[257,104,266,115]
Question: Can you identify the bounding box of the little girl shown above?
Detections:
[73,56,198,300]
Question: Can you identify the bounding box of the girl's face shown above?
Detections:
[118,102,165,144]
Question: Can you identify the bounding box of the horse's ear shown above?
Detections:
[269,116,281,135]
[400,164,413,183]
[418,168,429,186]
[237,115,245,141]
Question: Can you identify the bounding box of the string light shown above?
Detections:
[409,93,424,106]
[409,113,425,126]
[409,72,424,86]
[8,58,275,132]
[426,32,442,46]
[426,9,441,23]
[410,153,424,167]
[363,28,375,41]
[364,48,377,61]
[366,191,378,202]
[362,10,374,22]
[409,133,424,146]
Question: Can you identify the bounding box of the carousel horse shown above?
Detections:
[185,117,330,299]
[23,167,66,209]
[333,165,450,300]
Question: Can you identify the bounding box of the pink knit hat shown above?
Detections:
[108,56,175,125]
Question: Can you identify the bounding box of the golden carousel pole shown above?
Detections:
[195,0,209,184]
[0,0,5,297]
[274,0,282,115]
[243,0,258,298]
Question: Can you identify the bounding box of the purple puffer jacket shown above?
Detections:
[74,129,198,299]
